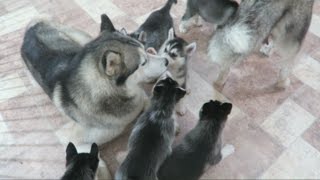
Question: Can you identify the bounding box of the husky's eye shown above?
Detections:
[169,52,177,58]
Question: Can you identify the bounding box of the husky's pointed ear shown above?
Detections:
[146,47,157,55]
[120,28,128,36]
[101,51,122,77]
[100,14,116,33]
[175,87,186,101]
[168,28,175,40]
[90,143,99,157]
[185,42,197,57]
[138,31,147,42]
[66,142,78,164]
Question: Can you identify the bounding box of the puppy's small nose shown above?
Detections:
[165,58,169,66]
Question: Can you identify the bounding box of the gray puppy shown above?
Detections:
[115,73,186,180]
[130,0,177,51]
[61,143,99,180]
[179,0,238,33]
[208,0,314,89]
[158,100,232,180]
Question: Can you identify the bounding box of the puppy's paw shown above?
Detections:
[275,78,290,90]
[174,120,181,136]
[97,159,112,180]
[221,144,235,159]
[260,43,273,57]
[176,106,187,116]
[179,23,189,34]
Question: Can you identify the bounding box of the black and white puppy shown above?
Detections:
[158,100,232,180]
[61,143,99,180]
[115,73,186,180]
[179,0,238,33]
[130,0,177,51]
[159,28,196,116]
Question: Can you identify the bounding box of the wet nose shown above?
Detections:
[165,58,169,66]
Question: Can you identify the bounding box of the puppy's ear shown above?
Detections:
[101,51,122,77]
[66,142,78,164]
[100,14,116,33]
[90,143,99,158]
[120,28,128,36]
[185,42,197,57]
[138,31,147,42]
[168,28,175,40]
[146,47,157,55]
[175,87,186,101]
[221,103,232,115]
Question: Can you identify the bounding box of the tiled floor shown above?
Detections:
[0,0,320,179]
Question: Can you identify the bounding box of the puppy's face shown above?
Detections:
[199,100,232,121]
[152,72,186,102]
[65,143,99,175]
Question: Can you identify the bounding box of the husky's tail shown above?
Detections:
[162,0,177,12]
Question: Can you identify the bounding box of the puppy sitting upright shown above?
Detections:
[179,0,238,33]
[130,0,177,51]
[158,100,232,180]
[61,143,99,180]
[159,28,196,116]
[115,73,186,180]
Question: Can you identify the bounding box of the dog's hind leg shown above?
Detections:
[180,0,199,33]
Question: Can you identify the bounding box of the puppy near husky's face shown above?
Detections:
[94,14,168,85]
[61,143,99,180]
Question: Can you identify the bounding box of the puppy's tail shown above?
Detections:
[162,0,177,12]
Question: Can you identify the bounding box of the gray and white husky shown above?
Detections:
[208,0,314,89]
[179,0,238,33]
[61,143,99,180]
[115,73,186,180]
[158,100,232,180]
[159,28,196,116]
[21,14,168,179]
[129,0,177,51]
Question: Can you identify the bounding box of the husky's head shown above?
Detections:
[62,143,99,180]
[152,72,186,105]
[199,100,232,122]
[81,14,168,86]
[160,28,196,69]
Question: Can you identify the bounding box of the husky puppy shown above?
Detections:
[115,73,186,180]
[158,100,232,180]
[159,28,196,116]
[130,0,177,51]
[208,0,314,89]
[179,0,238,33]
[61,143,99,180]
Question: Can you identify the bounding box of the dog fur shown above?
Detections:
[158,100,232,180]
[208,0,314,89]
[115,73,186,180]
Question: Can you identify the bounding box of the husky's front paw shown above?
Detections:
[260,43,273,57]
[176,106,187,116]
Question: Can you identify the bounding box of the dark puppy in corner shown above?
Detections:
[115,72,186,180]
[61,143,99,180]
[129,0,177,51]
[158,100,232,180]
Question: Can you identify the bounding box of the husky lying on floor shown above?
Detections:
[129,0,177,51]
[208,0,314,89]
[21,14,168,180]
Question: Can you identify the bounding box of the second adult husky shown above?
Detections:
[208,0,314,89]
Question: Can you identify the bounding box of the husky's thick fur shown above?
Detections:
[179,0,238,33]
[130,0,177,50]
[61,143,99,180]
[158,100,232,180]
[208,0,314,89]
[115,73,186,180]
[159,28,196,116]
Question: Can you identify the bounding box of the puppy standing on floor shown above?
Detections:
[158,100,232,180]
[61,143,99,180]
[179,0,238,33]
[129,0,177,51]
[115,73,186,180]
[159,28,197,116]
[208,0,314,89]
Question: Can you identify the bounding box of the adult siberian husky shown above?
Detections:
[21,14,168,145]
[208,0,314,89]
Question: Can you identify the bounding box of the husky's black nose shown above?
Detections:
[165,58,169,66]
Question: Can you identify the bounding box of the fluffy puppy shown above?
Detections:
[158,100,232,180]
[115,73,186,180]
[61,143,99,180]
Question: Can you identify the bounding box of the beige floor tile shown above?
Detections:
[261,99,316,147]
